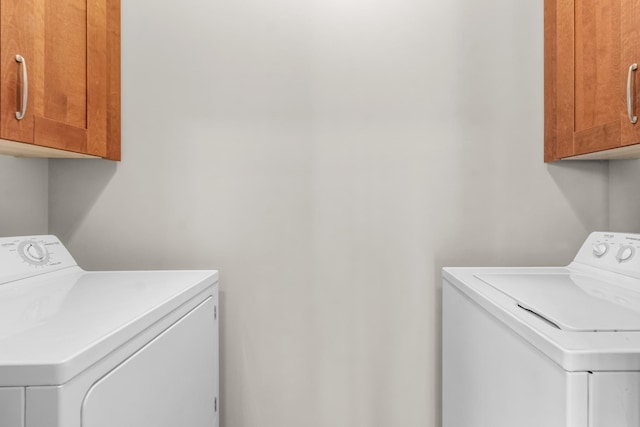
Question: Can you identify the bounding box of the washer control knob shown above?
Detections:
[26,243,46,260]
[18,240,50,266]
[593,243,609,257]
[617,245,635,263]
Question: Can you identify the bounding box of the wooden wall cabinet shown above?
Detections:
[545,0,640,161]
[0,0,120,160]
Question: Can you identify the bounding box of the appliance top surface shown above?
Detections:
[0,235,218,386]
[443,232,640,371]
[443,265,640,371]
[475,272,640,332]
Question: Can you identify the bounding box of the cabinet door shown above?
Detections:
[0,0,37,144]
[0,0,119,159]
[572,0,623,156]
[545,0,640,160]
[34,0,92,154]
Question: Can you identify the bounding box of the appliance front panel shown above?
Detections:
[81,297,218,427]
[589,372,640,427]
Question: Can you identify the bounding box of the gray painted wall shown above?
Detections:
[49,0,609,426]
[610,160,640,231]
[0,157,47,236]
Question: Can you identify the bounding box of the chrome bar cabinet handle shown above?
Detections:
[15,54,28,121]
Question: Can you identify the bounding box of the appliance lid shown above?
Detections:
[476,273,640,332]
[0,268,217,386]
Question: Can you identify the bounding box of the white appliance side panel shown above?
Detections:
[0,388,24,427]
[590,372,640,427]
[443,280,588,427]
[214,292,219,427]
[81,297,218,427]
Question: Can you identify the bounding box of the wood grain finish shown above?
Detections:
[87,0,107,157]
[0,0,120,160]
[105,0,121,161]
[0,0,37,143]
[620,0,640,145]
[34,116,87,153]
[86,0,121,160]
[32,0,45,120]
[543,0,557,161]
[85,0,121,160]
[32,0,90,153]
[545,0,576,161]
[43,0,87,128]
[574,120,621,154]
[574,0,621,132]
[545,0,640,161]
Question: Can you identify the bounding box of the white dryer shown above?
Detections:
[0,235,219,427]
[443,232,640,427]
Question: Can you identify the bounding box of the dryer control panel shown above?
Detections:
[0,235,77,285]
[574,232,640,279]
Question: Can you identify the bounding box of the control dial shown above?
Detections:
[18,240,50,266]
[616,245,635,263]
[592,243,609,258]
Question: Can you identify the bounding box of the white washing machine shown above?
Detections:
[443,232,640,427]
[0,235,219,427]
